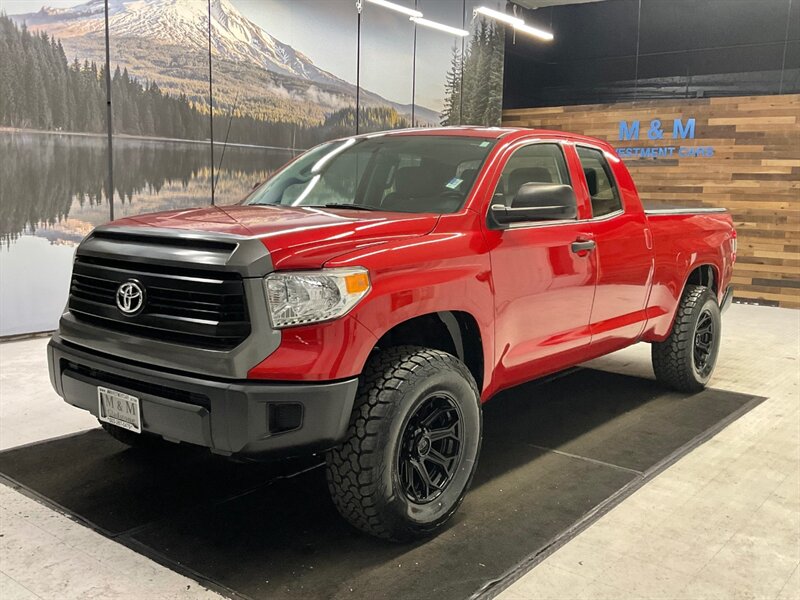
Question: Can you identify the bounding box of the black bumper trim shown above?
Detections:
[48,339,358,457]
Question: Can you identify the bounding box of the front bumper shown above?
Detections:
[47,337,358,457]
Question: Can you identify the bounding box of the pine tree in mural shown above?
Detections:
[441,46,463,126]
[483,24,505,126]
[440,17,505,127]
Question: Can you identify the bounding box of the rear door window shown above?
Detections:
[576,147,622,217]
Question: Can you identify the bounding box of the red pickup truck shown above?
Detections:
[48,127,735,541]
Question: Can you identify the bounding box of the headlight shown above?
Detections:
[264,267,371,329]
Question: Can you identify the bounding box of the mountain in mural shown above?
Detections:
[20,0,343,86]
[11,0,439,127]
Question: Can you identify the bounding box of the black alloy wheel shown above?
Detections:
[652,284,722,393]
[693,308,716,378]
[397,393,463,504]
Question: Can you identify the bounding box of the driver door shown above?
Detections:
[485,142,597,389]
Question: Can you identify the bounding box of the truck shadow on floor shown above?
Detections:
[0,368,761,600]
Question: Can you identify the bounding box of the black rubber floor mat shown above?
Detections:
[0,429,318,535]
[0,369,762,600]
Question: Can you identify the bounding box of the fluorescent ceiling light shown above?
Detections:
[474,6,554,42]
[514,22,554,41]
[411,17,469,37]
[365,0,423,19]
[474,6,523,26]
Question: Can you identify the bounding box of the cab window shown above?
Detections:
[493,143,571,209]
[246,136,496,214]
[576,146,622,217]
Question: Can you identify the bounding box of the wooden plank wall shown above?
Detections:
[503,94,800,308]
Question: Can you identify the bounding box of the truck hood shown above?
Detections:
[112,204,439,269]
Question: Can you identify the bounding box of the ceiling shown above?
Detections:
[512,0,605,8]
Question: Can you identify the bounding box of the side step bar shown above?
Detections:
[720,285,734,314]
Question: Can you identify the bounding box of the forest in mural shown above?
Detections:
[0,15,415,147]
[0,16,107,134]
[441,20,505,127]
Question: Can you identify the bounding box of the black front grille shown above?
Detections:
[68,256,251,349]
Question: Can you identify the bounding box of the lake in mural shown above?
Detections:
[0,130,292,335]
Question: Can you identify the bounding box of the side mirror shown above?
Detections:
[490,183,577,226]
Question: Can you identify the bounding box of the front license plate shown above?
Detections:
[98,387,141,433]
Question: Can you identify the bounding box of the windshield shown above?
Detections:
[245,135,496,214]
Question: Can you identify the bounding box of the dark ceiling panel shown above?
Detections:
[687,43,786,77]
[637,43,786,79]
[547,0,639,60]
[788,0,800,42]
[638,0,791,54]
[561,56,638,86]
[781,41,800,93]
[503,55,637,108]
[513,0,604,7]
[505,0,797,108]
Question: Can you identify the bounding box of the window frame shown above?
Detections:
[575,143,625,220]
[486,141,576,228]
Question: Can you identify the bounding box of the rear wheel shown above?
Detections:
[325,346,482,541]
[652,285,722,392]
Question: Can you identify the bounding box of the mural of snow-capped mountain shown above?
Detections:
[23,0,341,85]
[12,0,440,126]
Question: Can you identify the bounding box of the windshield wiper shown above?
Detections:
[319,203,381,211]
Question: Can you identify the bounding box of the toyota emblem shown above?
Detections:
[116,280,146,316]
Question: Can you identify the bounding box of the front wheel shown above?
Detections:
[652,285,722,393]
[325,346,482,541]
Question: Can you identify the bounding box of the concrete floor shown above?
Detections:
[0,303,798,599]
[501,304,800,600]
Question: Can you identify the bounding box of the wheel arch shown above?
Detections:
[684,263,719,297]
[373,311,485,393]
[642,261,723,343]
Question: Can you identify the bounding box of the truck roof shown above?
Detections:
[367,126,614,150]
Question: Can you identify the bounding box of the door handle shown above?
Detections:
[571,239,596,253]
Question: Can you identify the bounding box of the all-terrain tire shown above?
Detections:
[652,284,722,393]
[325,345,482,541]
